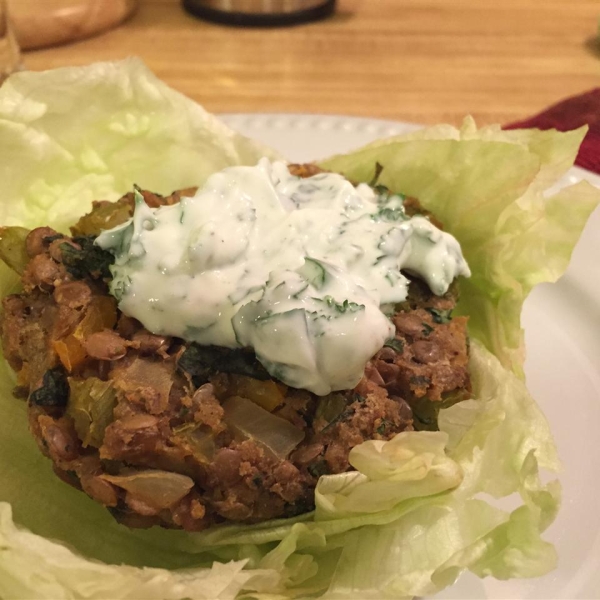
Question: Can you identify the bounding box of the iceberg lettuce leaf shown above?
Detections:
[320,118,599,373]
[0,502,280,600]
[0,63,597,599]
[0,58,279,232]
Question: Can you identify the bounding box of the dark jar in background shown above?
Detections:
[182,0,336,27]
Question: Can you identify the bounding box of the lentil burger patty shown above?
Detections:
[0,165,471,531]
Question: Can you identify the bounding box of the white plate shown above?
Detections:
[221,114,600,600]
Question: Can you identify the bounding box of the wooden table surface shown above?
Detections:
[19,0,600,125]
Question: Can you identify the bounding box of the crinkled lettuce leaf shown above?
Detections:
[0,58,279,232]
[320,118,599,373]
[0,502,279,600]
[0,61,598,599]
[314,431,463,518]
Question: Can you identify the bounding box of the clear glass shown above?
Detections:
[0,0,20,85]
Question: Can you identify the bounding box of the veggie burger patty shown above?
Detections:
[0,165,471,531]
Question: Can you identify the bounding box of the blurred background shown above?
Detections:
[3,0,600,124]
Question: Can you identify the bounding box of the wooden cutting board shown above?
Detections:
[8,0,138,50]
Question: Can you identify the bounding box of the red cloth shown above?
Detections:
[505,88,600,173]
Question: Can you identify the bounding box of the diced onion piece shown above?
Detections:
[73,296,117,340]
[173,424,216,463]
[111,358,173,413]
[227,375,284,412]
[100,470,194,510]
[223,395,304,459]
[67,377,117,447]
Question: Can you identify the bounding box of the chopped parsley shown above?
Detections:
[308,460,329,479]
[426,308,453,324]
[350,392,366,404]
[315,296,363,314]
[374,206,406,222]
[384,338,405,354]
[376,418,392,435]
[421,322,434,336]
[29,368,69,407]
[177,343,270,385]
[60,236,114,280]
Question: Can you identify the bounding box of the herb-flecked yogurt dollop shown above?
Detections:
[96,159,471,395]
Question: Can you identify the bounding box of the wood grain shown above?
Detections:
[19,0,600,125]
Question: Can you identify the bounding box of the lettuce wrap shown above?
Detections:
[0,59,598,600]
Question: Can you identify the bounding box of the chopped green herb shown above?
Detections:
[177,343,269,385]
[374,207,405,222]
[111,275,131,302]
[308,460,329,479]
[414,413,435,428]
[29,368,69,407]
[426,308,453,324]
[60,236,114,280]
[384,338,404,354]
[373,183,390,197]
[376,418,391,435]
[350,392,366,404]
[297,257,327,289]
[422,322,434,336]
[319,296,363,314]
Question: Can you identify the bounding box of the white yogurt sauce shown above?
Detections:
[96,159,470,395]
